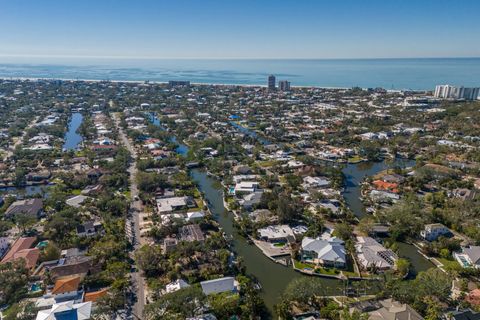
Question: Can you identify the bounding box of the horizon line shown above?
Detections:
[1,54,480,61]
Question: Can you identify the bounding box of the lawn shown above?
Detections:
[315,267,340,276]
[437,257,460,269]
[256,160,277,167]
[348,156,365,163]
[293,259,315,270]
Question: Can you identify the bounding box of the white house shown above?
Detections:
[355,237,398,271]
[164,279,190,294]
[257,225,295,243]
[454,246,480,269]
[200,277,238,295]
[300,236,346,268]
[36,301,92,320]
[420,223,452,241]
[234,181,260,195]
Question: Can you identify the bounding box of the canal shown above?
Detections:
[150,113,432,317]
[63,112,84,151]
[342,159,435,276]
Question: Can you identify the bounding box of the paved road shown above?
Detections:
[113,113,145,320]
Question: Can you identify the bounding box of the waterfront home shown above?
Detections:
[35,301,92,320]
[249,209,277,223]
[355,237,398,271]
[420,223,452,241]
[5,198,43,219]
[454,246,480,268]
[302,176,331,189]
[1,236,39,269]
[369,190,400,203]
[239,191,263,210]
[300,235,346,268]
[350,298,423,320]
[257,225,295,243]
[156,196,192,213]
[372,180,399,193]
[186,211,205,222]
[233,181,260,195]
[180,224,205,242]
[200,276,237,295]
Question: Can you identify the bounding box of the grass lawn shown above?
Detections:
[273,242,286,247]
[437,257,460,269]
[256,160,277,167]
[315,267,340,276]
[342,270,360,277]
[348,156,364,163]
[71,189,82,195]
[194,198,204,210]
[293,259,315,270]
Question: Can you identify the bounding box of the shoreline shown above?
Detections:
[0,76,427,92]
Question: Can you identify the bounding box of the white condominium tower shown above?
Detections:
[435,84,480,100]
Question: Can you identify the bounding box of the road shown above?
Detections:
[113,113,145,320]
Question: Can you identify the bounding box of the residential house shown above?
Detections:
[234,181,260,195]
[66,195,90,208]
[1,236,39,269]
[350,298,423,320]
[5,198,43,219]
[300,235,346,268]
[36,301,92,320]
[200,276,237,295]
[162,237,178,253]
[164,279,190,294]
[445,309,480,320]
[454,246,480,268]
[257,225,295,243]
[156,196,192,214]
[76,221,102,237]
[421,223,452,241]
[355,237,398,271]
[180,224,205,242]
[83,288,108,303]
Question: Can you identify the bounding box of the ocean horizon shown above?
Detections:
[0,57,479,90]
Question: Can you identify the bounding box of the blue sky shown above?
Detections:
[1,0,479,59]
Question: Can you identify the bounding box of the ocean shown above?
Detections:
[0,57,479,90]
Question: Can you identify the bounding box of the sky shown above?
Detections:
[1,0,479,60]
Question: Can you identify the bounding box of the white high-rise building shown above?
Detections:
[434,85,480,100]
[279,80,291,91]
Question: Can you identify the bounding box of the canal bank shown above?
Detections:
[149,114,348,316]
[151,113,415,317]
[342,159,435,276]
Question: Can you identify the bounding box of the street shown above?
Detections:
[113,113,145,320]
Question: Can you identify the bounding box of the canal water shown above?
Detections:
[342,159,434,275]
[151,113,432,316]
[63,112,84,151]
